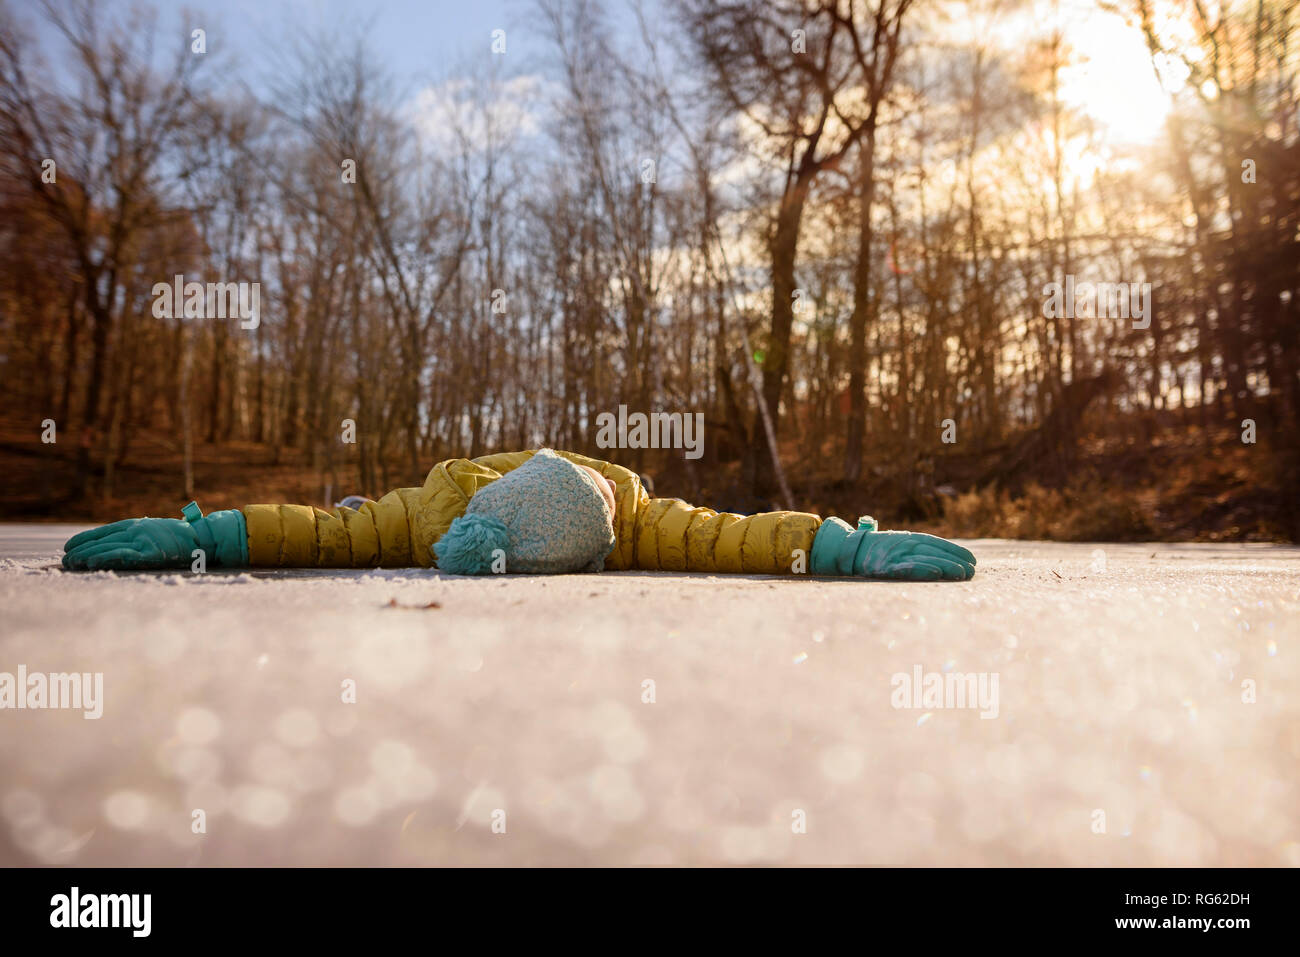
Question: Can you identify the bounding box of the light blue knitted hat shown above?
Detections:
[434,449,617,575]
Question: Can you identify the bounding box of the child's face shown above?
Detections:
[579,465,618,518]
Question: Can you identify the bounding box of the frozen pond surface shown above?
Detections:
[1,525,1297,865]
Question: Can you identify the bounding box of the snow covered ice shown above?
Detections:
[1,525,1297,865]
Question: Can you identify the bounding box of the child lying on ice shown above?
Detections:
[61,448,976,580]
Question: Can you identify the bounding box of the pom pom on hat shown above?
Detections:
[434,513,510,575]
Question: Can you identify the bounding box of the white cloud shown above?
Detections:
[406,73,546,154]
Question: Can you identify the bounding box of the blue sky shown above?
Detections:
[28,0,573,96]
[212,0,550,86]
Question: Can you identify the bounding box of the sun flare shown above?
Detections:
[1055,3,1188,145]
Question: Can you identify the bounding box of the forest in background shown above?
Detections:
[1,0,1297,540]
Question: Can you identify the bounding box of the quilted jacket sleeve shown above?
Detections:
[240,457,503,568]
[242,491,422,568]
[630,498,822,574]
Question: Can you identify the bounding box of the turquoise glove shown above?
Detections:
[62,502,249,571]
[810,516,976,581]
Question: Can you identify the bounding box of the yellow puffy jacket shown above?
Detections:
[241,449,821,574]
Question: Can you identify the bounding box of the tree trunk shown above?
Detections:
[754,172,812,492]
[844,125,879,482]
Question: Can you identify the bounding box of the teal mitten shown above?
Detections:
[810,516,976,581]
[62,502,249,571]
